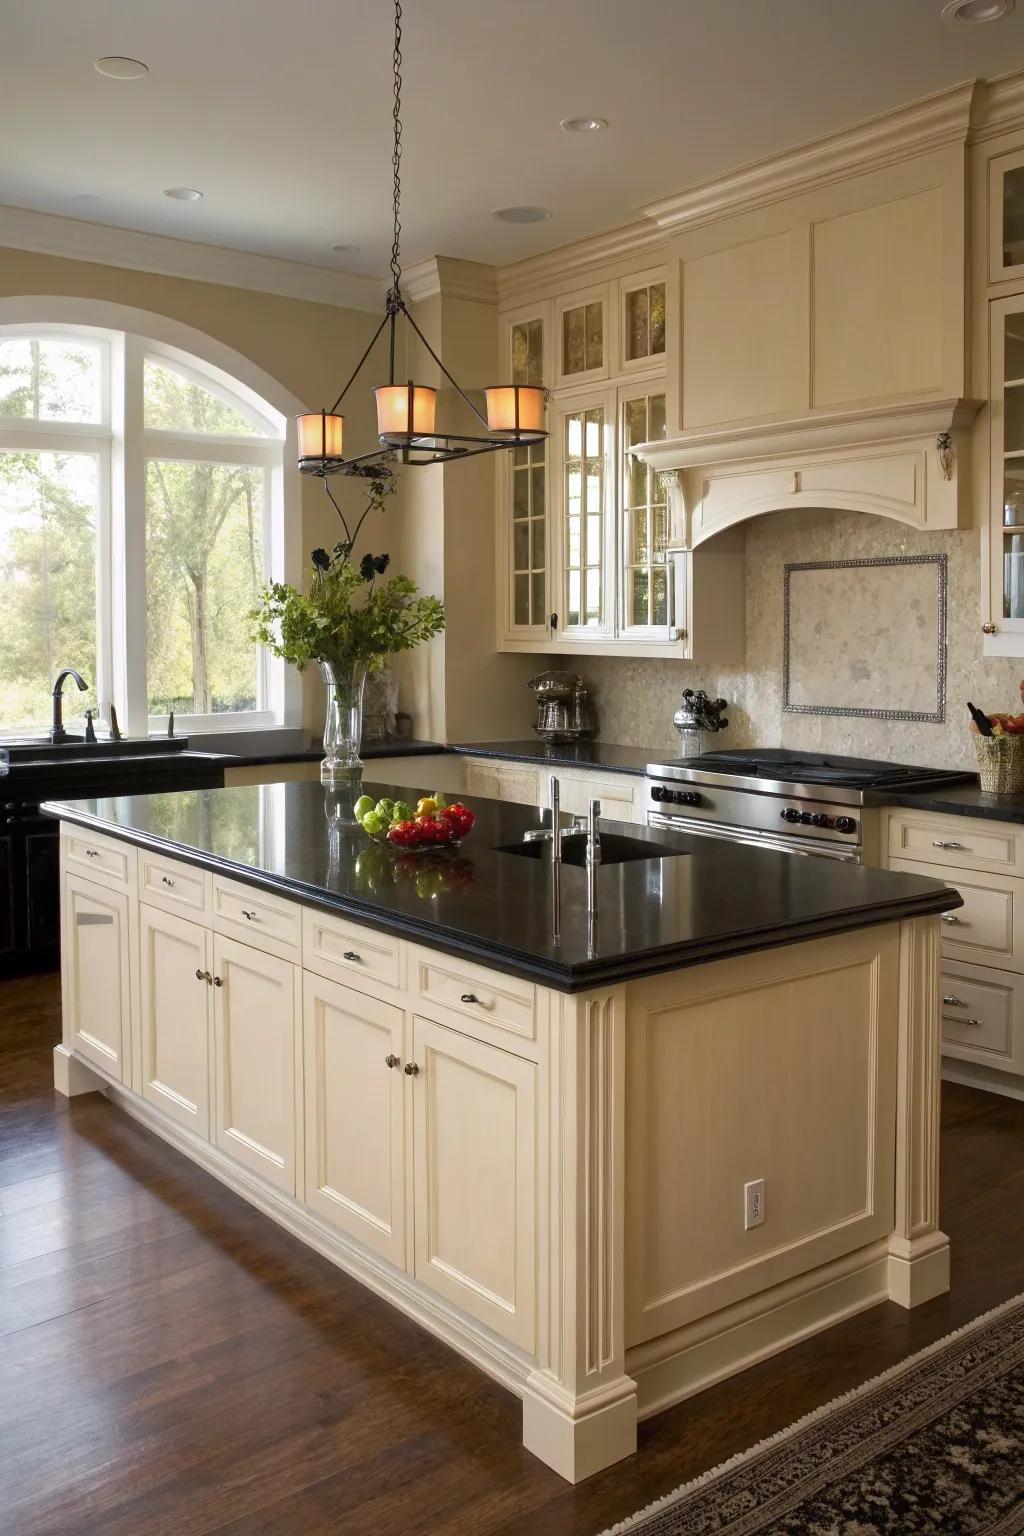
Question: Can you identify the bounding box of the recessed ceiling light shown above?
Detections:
[164,187,203,202]
[492,205,553,224]
[941,0,1014,20]
[94,56,149,79]
[560,116,608,133]
[332,244,360,255]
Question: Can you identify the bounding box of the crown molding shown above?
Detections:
[969,69,1024,144]
[404,255,498,305]
[637,80,977,236]
[496,219,666,304]
[0,204,385,313]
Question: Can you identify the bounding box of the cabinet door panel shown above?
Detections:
[213,935,297,1194]
[411,1016,536,1350]
[303,972,405,1266]
[140,904,212,1136]
[63,873,131,1081]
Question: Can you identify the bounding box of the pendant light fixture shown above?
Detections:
[297,0,548,480]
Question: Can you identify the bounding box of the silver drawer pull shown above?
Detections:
[943,994,969,1007]
[162,875,175,887]
[946,1016,983,1028]
[343,950,361,963]
[84,848,99,858]
[385,1053,400,1069]
[932,840,965,850]
[240,909,257,921]
[195,968,212,984]
[460,993,480,1005]
[941,914,962,926]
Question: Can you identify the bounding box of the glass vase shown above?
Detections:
[319,658,369,788]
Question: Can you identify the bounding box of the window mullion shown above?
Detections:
[111,332,149,736]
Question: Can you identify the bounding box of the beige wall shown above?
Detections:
[0,242,385,731]
[584,508,1011,770]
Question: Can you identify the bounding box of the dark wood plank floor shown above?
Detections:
[3,975,1024,1536]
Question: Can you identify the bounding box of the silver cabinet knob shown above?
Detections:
[932,841,964,851]
[162,875,175,887]
[241,909,256,921]
[343,951,361,963]
[195,968,206,982]
[460,993,479,1005]
[385,1053,400,1069]
[943,994,967,1007]
[404,1061,420,1076]
[982,623,998,635]
[212,975,223,987]
[85,848,99,858]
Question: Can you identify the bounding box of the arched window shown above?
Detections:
[0,321,293,738]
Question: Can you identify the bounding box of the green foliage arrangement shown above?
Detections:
[250,471,445,671]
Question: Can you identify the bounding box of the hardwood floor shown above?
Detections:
[2,975,1023,1536]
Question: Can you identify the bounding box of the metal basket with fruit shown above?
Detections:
[354,792,476,852]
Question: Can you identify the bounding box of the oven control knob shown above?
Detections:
[780,807,802,823]
[811,813,829,828]
[650,784,668,802]
[835,816,857,835]
[676,791,702,806]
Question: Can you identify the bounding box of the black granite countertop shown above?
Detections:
[450,740,661,777]
[214,736,446,768]
[889,782,1024,824]
[42,779,960,991]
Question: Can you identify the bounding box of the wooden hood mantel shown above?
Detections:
[636,397,983,547]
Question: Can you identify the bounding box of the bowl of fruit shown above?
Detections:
[354,791,476,851]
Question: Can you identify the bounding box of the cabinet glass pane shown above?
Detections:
[562,302,603,376]
[1004,464,1024,620]
[562,405,604,627]
[509,426,546,629]
[622,392,669,630]
[1004,168,1024,271]
[511,318,544,387]
[624,283,667,361]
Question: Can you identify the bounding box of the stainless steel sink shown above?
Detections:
[495,831,686,868]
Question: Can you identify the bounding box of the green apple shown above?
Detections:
[353,794,375,820]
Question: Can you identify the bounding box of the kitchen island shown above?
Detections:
[45,782,960,1482]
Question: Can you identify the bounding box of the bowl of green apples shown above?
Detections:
[353,791,476,852]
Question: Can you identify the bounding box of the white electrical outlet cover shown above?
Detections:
[744,1178,766,1230]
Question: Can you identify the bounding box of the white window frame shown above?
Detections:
[0,312,300,741]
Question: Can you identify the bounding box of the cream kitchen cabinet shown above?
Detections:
[541,768,642,825]
[139,903,213,1137]
[212,933,301,1197]
[62,871,133,1083]
[410,1013,537,1352]
[462,755,542,808]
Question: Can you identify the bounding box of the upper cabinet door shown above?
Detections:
[555,283,609,389]
[553,388,616,639]
[619,388,673,639]
[614,268,668,378]
[501,304,552,641]
[990,296,1024,639]
[990,147,1024,287]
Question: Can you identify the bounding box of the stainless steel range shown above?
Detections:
[644,748,974,864]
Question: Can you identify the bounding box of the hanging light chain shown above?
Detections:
[388,0,403,303]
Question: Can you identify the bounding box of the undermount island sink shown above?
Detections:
[496,830,687,868]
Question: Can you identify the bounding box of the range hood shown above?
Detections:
[636,396,982,548]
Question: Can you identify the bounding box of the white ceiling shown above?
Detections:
[3,0,1024,280]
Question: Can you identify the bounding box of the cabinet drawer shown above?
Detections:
[303,906,401,992]
[940,961,1020,1069]
[212,876,301,961]
[140,851,210,919]
[62,825,135,889]
[888,813,1022,873]
[889,857,1024,972]
[409,944,537,1055]
[547,771,640,825]
[463,758,542,808]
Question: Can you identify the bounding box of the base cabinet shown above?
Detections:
[212,934,299,1196]
[62,872,132,1081]
[410,1014,537,1352]
[303,971,406,1267]
[139,904,213,1137]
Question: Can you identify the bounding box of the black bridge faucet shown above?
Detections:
[51,668,89,743]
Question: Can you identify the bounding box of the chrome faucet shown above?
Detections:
[51,668,88,743]
[586,798,602,867]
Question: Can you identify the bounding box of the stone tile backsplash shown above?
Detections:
[582,508,1020,770]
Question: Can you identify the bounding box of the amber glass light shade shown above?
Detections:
[297,411,344,461]
[485,385,546,435]
[375,384,437,438]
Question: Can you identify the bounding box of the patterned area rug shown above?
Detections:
[602,1295,1024,1536]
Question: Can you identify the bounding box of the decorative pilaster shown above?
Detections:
[523,988,637,1482]
[888,915,950,1307]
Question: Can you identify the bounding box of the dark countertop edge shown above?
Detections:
[447,742,652,777]
[886,786,1024,824]
[42,801,962,994]
[213,739,448,768]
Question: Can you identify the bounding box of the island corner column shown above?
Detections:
[887,914,950,1308]
[522,984,639,1483]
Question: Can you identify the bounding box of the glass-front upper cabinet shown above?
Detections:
[617,269,667,375]
[620,390,671,636]
[990,149,1024,286]
[556,393,613,637]
[501,305,552,638]
[555,285,609,389]
[993,298,1024,634]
